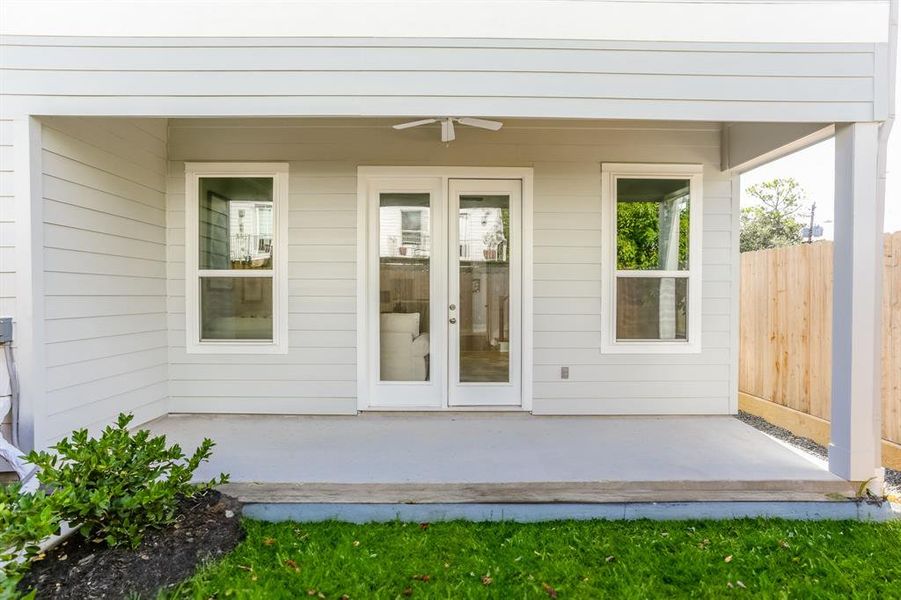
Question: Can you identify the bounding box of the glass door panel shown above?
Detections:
[457,195,511,383]
[367,178,445,408]
[448,179,522,406]
[378,193,432,382]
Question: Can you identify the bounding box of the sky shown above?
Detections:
[741,58,901,240]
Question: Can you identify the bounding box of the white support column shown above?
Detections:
[12,117,45,452]
[829,122,883,488]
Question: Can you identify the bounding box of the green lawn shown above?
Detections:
[166,518,901,599]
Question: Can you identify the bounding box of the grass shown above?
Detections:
[165,518,901,599]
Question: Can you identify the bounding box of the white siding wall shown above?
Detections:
[0,36,886,123]
[40,117,169,442]
[0,119,13,461]
[168,118,734,415]
[0,119,13,320]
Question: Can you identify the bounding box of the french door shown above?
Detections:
[448,179,522,406]
[365,175,522,408]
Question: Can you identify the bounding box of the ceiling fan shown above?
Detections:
[392,117,503,142]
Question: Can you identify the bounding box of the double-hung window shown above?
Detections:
[185,163,289,353]
[601,164,703,353]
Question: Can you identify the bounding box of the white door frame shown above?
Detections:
[356,166,534,411]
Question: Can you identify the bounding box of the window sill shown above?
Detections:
[186,341,288,355]
[600,340,702,355]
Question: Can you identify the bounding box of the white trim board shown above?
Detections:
[1,2,889,42]
[356,166,534,412]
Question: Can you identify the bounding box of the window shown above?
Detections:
[400,209,424,246]
[185,163,289,353]
[601,164,702,353]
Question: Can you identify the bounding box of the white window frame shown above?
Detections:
[601,163,703,354]
[184,162,289,354]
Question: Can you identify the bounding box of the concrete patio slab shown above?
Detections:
[146,413,854,505]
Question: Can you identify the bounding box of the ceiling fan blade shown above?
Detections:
[456,117,503,131]
[441,118,456,142]
[392,118,438,130]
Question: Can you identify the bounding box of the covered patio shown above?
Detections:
[1,11,892,510]
[146,413,855,506]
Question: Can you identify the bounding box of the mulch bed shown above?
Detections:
[18,490,244,599]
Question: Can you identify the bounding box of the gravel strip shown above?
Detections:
[735,410,900,499]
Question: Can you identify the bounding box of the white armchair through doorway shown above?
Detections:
[380,312,429,381]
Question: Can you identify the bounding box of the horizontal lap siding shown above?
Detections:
[0,120,14,320]
[0,119,13,467]
[167,140,359,414]
[0,37,881,122]
[530,144,733,413]
[40,117,169,442]
[168,118,732,414]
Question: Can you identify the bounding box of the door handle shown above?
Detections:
[449,304,456,311]
[449,317,457,324]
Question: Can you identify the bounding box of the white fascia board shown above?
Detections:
[0,1,890,43]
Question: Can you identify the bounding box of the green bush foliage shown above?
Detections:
[25,413,228,549]
[0,483,59,585]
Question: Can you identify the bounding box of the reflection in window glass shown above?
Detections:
[400,209,424,246]
[458,195,510,383]
[199,177,274,270]
[379,193,431,381]
[614,177,691,342]
[200,277,273,340]
[616,277,688,341]
[616,178,690,271]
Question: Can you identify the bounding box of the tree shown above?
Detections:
[740,178,806,252]
[617,200,689,269]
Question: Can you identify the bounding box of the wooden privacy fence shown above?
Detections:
[739,232,901,468]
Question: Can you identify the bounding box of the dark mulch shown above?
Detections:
[18,490,244,599]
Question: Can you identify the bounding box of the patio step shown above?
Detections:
[218,480,857,504]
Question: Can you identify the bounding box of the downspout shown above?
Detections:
[1,340,39,491]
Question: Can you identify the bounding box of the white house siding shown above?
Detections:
[0,36,887,123]
[0,120,13,321]
[0,118,13,454]
[167,118,734,415]
[39,117,169,443]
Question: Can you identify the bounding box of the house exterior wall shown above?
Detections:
[0,118,13,450]
[38,117,169,443]
[166,118,735,415]
[0,119,13,322]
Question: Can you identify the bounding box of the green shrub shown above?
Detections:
[25,413,228,549]
[0,482,59,584]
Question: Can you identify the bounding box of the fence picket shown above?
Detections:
[739,234,900,446]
